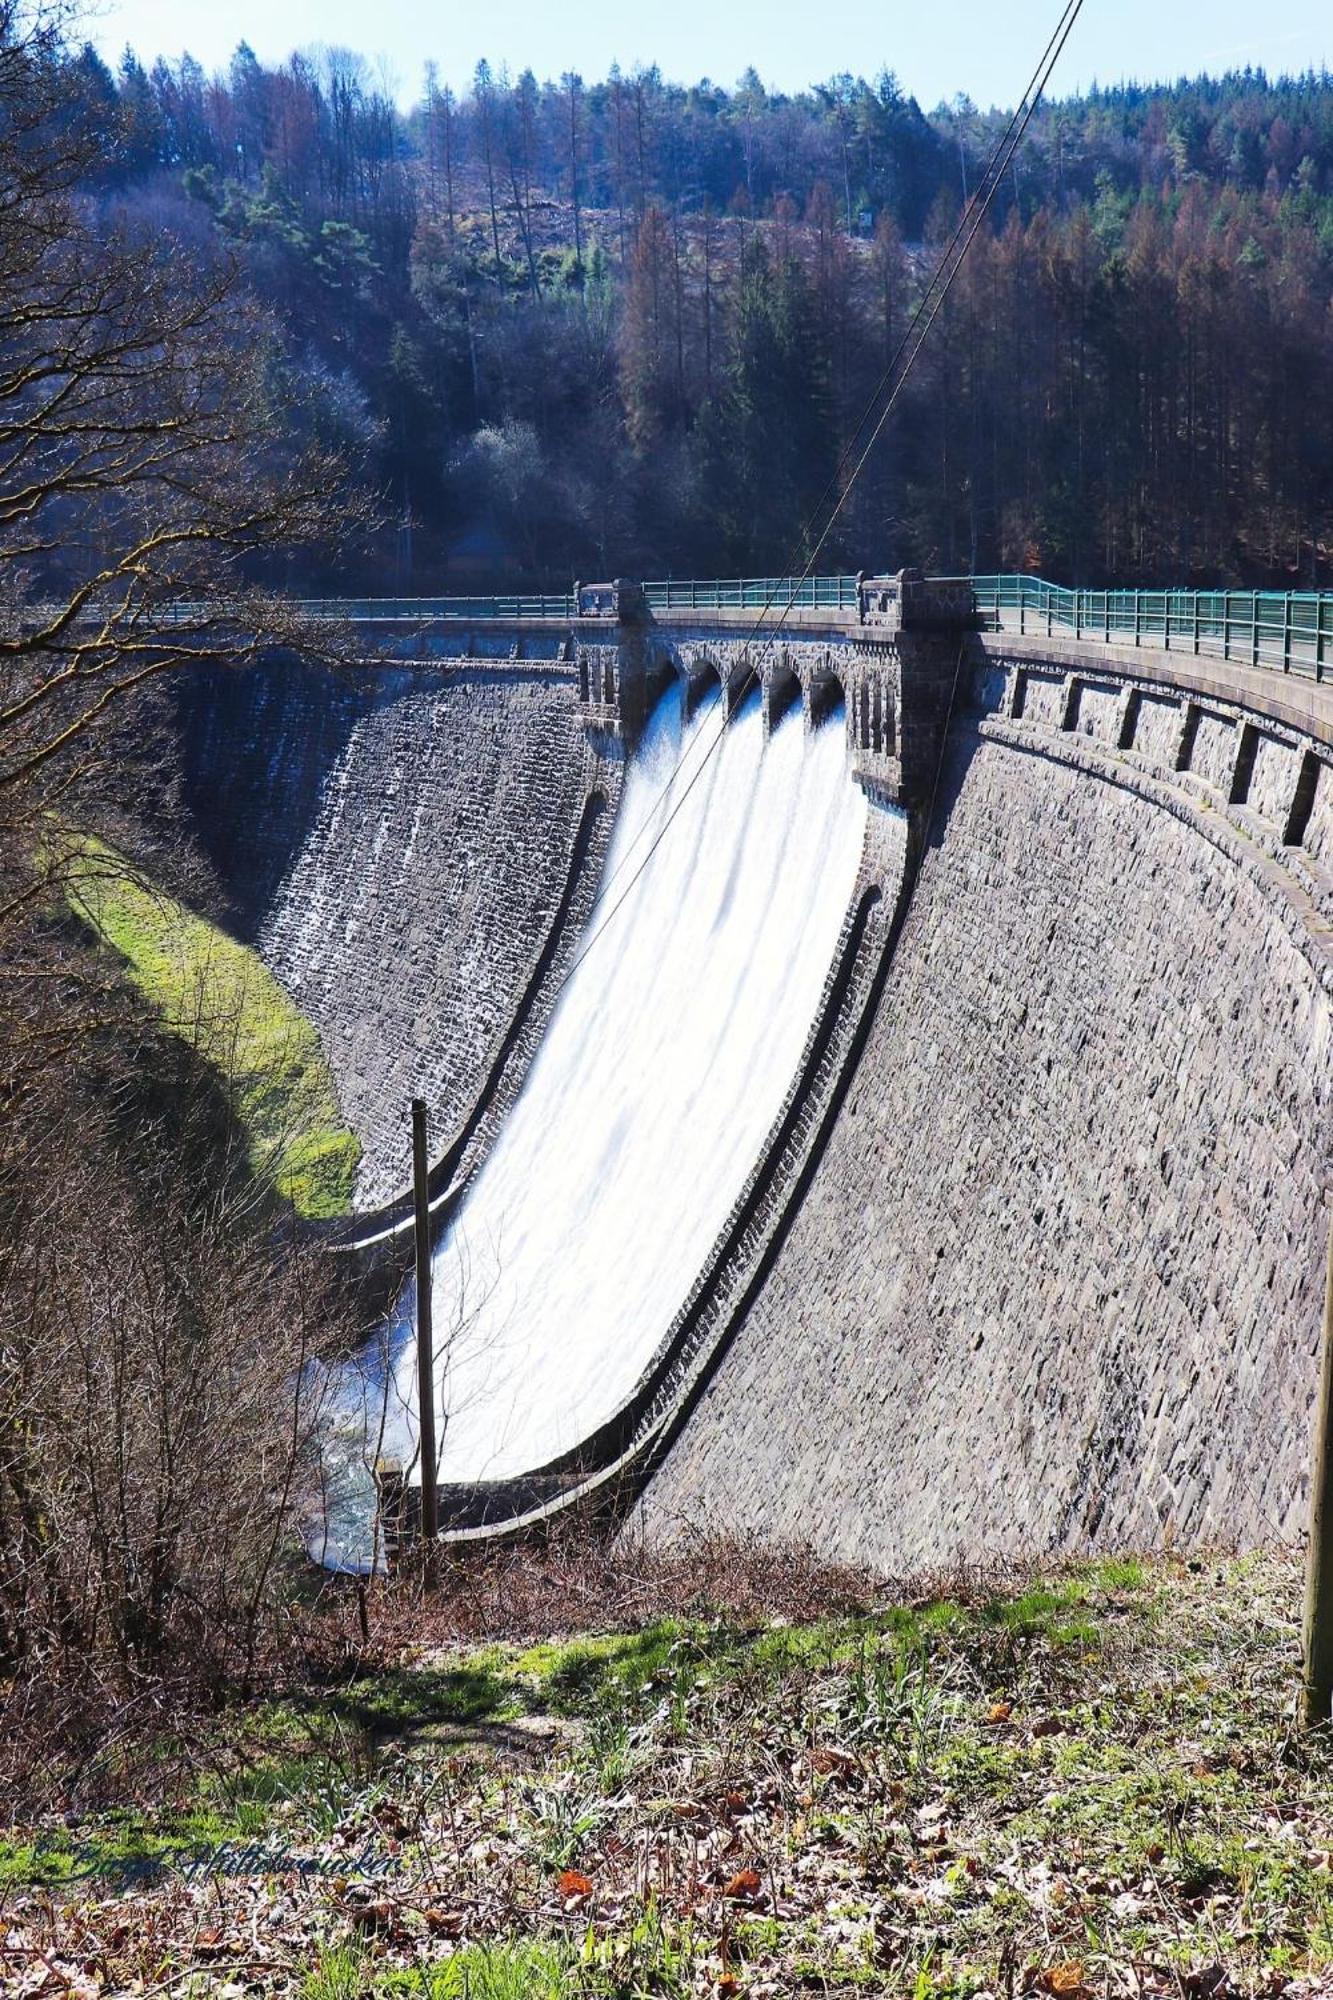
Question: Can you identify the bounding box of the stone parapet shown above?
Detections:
[979,631,1333,756]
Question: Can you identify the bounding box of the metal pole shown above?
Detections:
[1301,1199,1333,1727]
[411,1097,440,1548]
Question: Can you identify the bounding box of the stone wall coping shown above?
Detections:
[648,605,861,636]
[979,633,1333,754]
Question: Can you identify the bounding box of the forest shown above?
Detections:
[67,38,1333,589]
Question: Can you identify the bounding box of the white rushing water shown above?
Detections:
[317,683,865,1557]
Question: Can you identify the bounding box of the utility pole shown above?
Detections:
[1301,1198,1333,1726]
[411,1097,439,1548]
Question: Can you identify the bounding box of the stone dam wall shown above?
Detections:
[640,639,1333,1567]
[176,659,617,1210]
[174,615,1333,1564]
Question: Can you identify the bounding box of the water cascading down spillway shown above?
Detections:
[322,679,866,1559]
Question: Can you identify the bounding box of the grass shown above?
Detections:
[5,1548,1332,1997]
[62,830,360,1216]
[306,1942,571,1998]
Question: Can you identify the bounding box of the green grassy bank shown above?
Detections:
[64,833,360,1217]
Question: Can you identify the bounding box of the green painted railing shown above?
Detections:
[137,576,1333,687]
[961,574,1333,683]
[295,577,861,619]
[643,574,859,613]
[294,593,580,621]
[155,579,857,622]
[142,594,580,626]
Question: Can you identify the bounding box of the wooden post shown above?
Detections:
[1301,1200,1333,1727]
[373,1457,407,1573]
[411,1097,440,1547]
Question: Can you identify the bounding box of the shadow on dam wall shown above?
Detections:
[639,649,1333,1569]
[174,658,616,1210]
[176,660,368,938]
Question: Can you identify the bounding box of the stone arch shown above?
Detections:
[684,652,725,720]
[724,654,759,720]
[765,658,803,733]
[808,661,848,729]
[643,651,682,720]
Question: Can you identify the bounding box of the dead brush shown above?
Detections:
[292,1524,890,1671]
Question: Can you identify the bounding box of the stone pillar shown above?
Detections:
[894,631,968,816]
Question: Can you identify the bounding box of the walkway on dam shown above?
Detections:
[285,568,1333,681]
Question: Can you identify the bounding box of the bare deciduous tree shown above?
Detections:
[0,2,373,854]
[0,3,373,1692]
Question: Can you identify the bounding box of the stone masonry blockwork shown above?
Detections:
[641,725,1333,1566]
[177,661,606,1210]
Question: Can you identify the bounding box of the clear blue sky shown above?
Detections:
[89,0,1332,109]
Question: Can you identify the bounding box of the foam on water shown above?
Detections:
[315,684,865,1560]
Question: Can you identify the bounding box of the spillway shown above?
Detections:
[318,682,866,1552]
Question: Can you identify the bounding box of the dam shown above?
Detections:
[180,572,1333,1569]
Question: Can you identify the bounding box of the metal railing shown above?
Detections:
[961,574,1333,683]
[643,574,860,613]
[58,576,1333,675]
[106,594,580,628]
[294,593,579,621]
[297,580,861,619]
[297,579,862,620]
[22,579,860,632]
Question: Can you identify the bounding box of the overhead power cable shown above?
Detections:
[553,0,1088,998]
[574,0,1086,922]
